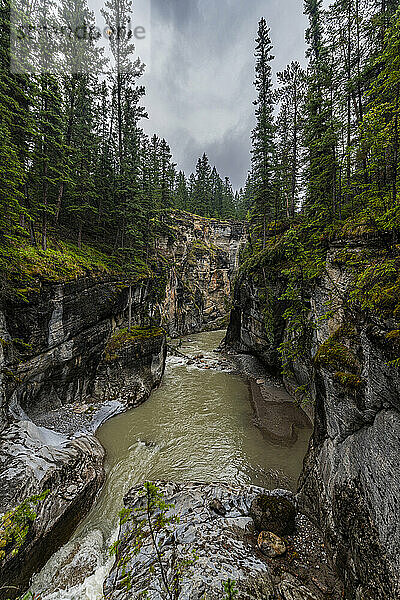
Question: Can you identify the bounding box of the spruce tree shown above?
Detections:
[251,17,276,247]
[276,61,306,217]
[175,171,189,211]
[303,0,338,219]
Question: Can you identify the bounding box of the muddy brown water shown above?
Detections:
[30,330,311,600]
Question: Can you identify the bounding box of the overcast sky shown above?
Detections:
[138,0,308,189]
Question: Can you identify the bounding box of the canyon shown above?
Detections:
[0,214,246,597]
[225,234,400,600]
[0,215,398,600]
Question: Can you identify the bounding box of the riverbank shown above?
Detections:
[27,330,318,600]
[0,328,166,600]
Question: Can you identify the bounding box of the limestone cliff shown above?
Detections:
[225,237,400,599]
[158,212,246,337]
[0,277,166,598]
[0,211,245,597]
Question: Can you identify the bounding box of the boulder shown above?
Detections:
[257,531,287,557]
[250,494,296,536]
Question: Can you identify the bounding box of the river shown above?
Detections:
[30,330,311,600]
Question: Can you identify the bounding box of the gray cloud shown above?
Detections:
[140,0,308,188]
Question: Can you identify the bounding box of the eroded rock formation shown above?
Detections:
[159,212,246,336]
[0,277,166,598]
[0,212,245,597]
[225,238,400,599]
[105,481,341,600]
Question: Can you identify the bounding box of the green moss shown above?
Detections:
[0,237,120,300]
[12,338,33,355]
[3,368,22,384]
[314,336,358,372]
[105,326,164,362]
[0,490,49,562]
[0,234,157,301]
[334,371,363,390]
[349,258,400,319]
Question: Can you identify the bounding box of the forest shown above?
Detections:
[0,0,400,598]
[1,0,400,280]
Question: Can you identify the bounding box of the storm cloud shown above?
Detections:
[141,0,308,189]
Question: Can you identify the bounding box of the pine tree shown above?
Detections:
[251,17,276,247]
[276,61,306,217]
[175,171,189,211]
[359,9,400,210]
[303,0,338,219]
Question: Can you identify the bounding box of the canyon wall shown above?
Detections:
[0,276,166,598]
[158,212,246,337]
[0,211,245,596]
[225,237,400,600]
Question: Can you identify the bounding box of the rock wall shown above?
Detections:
[158,212,246,337]
[0,211,246,595]
[225,239,400,599]
[0,277,166,598]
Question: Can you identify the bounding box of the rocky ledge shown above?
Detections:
[104,481,343,600]
[0,277,167,599]
[0,422,104,599]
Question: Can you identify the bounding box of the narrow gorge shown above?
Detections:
[1,1,399,599]
[2,210,399,600]
[0,214,248,596]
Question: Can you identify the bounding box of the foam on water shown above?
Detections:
[30,330,311,598]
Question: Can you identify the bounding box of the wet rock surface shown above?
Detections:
[250,494,296,537]
[159,212,246,337]
[225,237,400,599]
[0,275,167,598]
[105,481,342,600]
[0,421,105,599]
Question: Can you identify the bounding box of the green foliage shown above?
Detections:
[5,593,40,600]
[349,258,400,319]
[314,334,358,373]
[333,371,363,390]
[109,482,197,600]
[222,578,238,600]
[105,327,164,362]
[0,491,50,562]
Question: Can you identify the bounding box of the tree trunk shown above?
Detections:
[393,85,399,205]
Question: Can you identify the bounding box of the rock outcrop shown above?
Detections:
[105,481,342,600]
[0,277,166,598]
[225,238,400,599]
[159,212,246,337]
[0,423,104,599]
[0,211,245,596]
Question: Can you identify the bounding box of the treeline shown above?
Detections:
[0,0,239,264]
[248,0,400,247]
[175,154,238,220]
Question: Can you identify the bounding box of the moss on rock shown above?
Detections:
[333,371,363,390]
[105,327,164,362]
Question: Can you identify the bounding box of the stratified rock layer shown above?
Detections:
[0,276,166,598]
[225,238,400,599]
[159,212,246,336]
